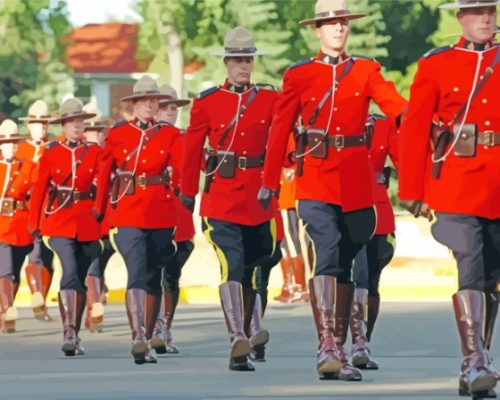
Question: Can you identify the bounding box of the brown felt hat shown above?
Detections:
[50,98,96,124]
[440,0,499,9]
[299,0,367,26]
[120,76,173,102]
[158,85,190,107]
[210,26,269,57]
[19,100,53,123]
[0,119,23,144]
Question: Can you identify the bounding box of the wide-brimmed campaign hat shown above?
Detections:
[19,100,53,123]
[299,0,367,26]
[0,119,23,144]
[158,85,190,107]
[83,103,107,131]
[50,98,97,125]
[120,76,173,102]
[210,26,269,57]
[440,0,499,9]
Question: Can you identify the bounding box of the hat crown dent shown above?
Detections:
[28,100,50,118]
[159,84,179,100]
[315,0,350,14]
[0,119,18,137]
[224,26,255,49]
[60,97,84,116]
[133,76,161,95]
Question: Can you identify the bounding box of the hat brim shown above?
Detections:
[209,49,269,57]
[18,117,53,123]
[120,93,172,102]
[159,99,191,107]
[439,1,499,9]
[0,134,24,144]
[84,124,107,131]
[50,112,97,125]
[299,13,367,26]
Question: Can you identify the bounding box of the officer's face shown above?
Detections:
[133,97,160,122]
[63,117,85,142]
[316,18,350,54]
[27,122,48,142]
[157,103,179,125]
[458,6,497,42]
[225,57,254,86]
[0,143,16,161]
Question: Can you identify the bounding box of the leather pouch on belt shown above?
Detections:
[217,151,236,179]
[0,199,14,216]
[57,190,73,208]
[306,128,328,159]
[453,123,477,157]
[118,172,136,195]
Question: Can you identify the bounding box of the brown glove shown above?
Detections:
[400,200,433,222]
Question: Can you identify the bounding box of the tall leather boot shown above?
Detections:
[125,288,156,364]
[335,282,362,381]
[145,294,161,341]
[58,290,78,356]
[25,263,53,321]
[350,288,379,370]
[453,290,497,397]
[274,257,294,303]
[309,275,342,379]
[0,277,17,333]
[84,276,104,333]
[74,292,86,355]
[219,281,254,371]
[163,289,180,353]
[291,255,310,303]
[366,295,380,342]
[249,293,270,362]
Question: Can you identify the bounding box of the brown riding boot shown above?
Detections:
[274,257,294,303]
[454,290,496,397]
[291,256,310,303]
[85,276,104,333]
[219,281,254,371]
[249,293,270,362]
[350,288,379,370]
[366,295,380,342]
[145,293,161,341]
[335,283,362,381]
[125,288,156,364]
[0,277,17,333]
[151,289,181,355]
[74,292,86,355]
[309,275,342,379]
[25,263,53,321]
[58,290,78,356]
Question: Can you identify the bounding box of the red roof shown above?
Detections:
[66,23,148,74]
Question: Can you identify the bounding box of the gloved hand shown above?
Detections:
[27,225,41,239]
[400,200,433,221]
[179,193,195,213]
[93,208,104,223]
[257,186,275,210]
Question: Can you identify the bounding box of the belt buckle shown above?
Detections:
[137,173,146,188]
[1,198,15,217]
[238,157,248,170]
[72,191,80,202]
[484,130,495,147]
[333,135,345,149]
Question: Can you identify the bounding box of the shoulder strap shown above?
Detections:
[307,58,355,127]
[453,45,500,124]
[2,162,21,197]
[218,86,260,147]
[120,123,164,170]
[59,144,89,187]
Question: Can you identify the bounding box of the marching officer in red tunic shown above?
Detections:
[82,103,108,333]
[94,76,180,364]
[179,26,280,371]
[150,84,195,355]
[399,1,500,397]
[259,0,406,381]
[28,98,102,356]
[350,115,399,371]
[17,100,55,322]
[0,120,33,333]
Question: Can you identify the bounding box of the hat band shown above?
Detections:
[224,47,257,55]
[60,110,86,118]
[27,114,51,119]
[315,9,352,19]
[132,90,162,97]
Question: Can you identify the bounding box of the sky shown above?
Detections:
[64,0,143,27]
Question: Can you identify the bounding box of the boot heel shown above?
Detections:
[3,306,17,333]
[318,371,338,380]
[32,292,45,318]
[230,338,251,358]
[318,358,343,374]
[131,342,148,364]
[470,375,497,394]
[250,330,269,348]
[61,342,76,356]
[229,355,255,371]
[150,337,167,354]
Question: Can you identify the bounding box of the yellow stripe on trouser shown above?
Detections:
[251,267,258,290]
[269,217,278,256]
[302,223,317,276]
[42,236,62,287]
[387,232,396,249]
[282,210,298,258]
[202,217,230,283]
[108,227,120,253]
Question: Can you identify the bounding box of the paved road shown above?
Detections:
[0,302,498,400]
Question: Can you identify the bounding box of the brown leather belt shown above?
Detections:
[136,172,169,187]
[58,188,95,203]
[328,133,369,149]
[0,198,28,216]
[478,131,500,147]
[236,155,264,170]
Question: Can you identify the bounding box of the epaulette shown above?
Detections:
[112,120,128,129]
[197,86,220,100]
[423,45,453,59]
[255,83,276,91]
[352,54,377,62]
[288,58,314,71]
[45,140,60,152]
